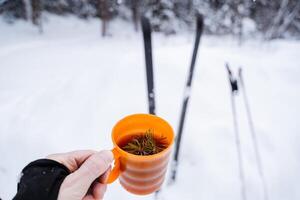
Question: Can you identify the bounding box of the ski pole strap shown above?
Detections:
[225,63,239,93]
[231,80,239,93]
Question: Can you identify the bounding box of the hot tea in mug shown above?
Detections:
[105,114,174,195]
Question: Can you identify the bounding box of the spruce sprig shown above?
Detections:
[122,129,168,155]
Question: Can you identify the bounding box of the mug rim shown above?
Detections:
[111,113,174,160]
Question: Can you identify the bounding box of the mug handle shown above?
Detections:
[105,148,121,184]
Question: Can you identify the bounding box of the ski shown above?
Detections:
[238,68,269,200]
[141,16,156,115]
[225,63,247,200]
[170,13,204,183]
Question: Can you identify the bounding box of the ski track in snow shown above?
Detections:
[0,15,300,200]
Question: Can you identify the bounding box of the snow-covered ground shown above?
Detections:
[0,15,299,200]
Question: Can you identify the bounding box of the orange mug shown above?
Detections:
[105,113,174,195]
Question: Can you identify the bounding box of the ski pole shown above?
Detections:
[226,63,247,200]
[170,13,204,183]
[141,16,161,199]
[238,68,269,200]
[141,16,155,115]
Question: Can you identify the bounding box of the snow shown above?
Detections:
[0,15,300,200]
[183,86,191,100]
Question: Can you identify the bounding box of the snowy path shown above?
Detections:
[0,16,299,200]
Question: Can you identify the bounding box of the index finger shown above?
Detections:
[62,150,113,197]
[47,150,97,172]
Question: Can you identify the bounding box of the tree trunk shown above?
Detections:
[31,0,40,25]
[99,0,108,37]
[23,0,31,21]
[131,0,139,32]
[187,0,193,12]
[230,0,243,44]
[31,0,42,33]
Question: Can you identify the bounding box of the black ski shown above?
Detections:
[170,13,204,183]
[226,63,247,200]
[141,16,156,115]
[238,68,269,200]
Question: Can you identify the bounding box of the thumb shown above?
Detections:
[58,150,113,200]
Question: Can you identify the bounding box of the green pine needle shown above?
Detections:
[122,129,168,156]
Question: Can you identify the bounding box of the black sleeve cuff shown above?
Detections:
[13,159,70,200]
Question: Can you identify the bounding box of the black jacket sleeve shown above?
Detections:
[13,159,70,200]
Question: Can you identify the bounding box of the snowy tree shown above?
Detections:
[0,0,26,21]
[0,0,299,39]
[143,0,177,34]
[265,0,300,39]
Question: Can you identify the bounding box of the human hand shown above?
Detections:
[47,150,113,200]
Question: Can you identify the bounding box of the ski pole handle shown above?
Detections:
[105,148,121,184]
